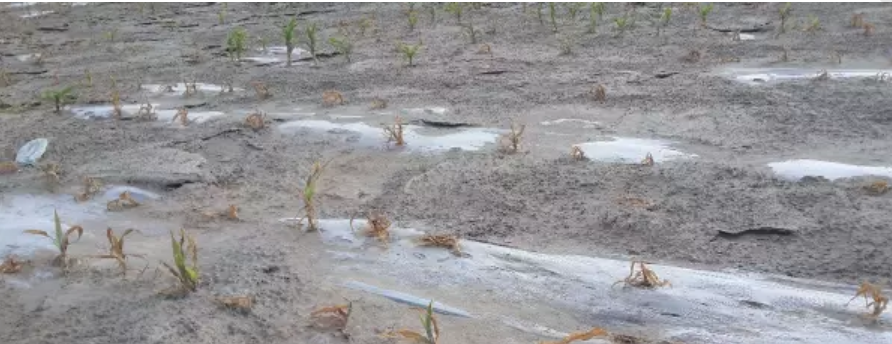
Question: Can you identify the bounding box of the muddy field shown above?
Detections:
[2,2,892,344]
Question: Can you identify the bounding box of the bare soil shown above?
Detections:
[2,2,892,344]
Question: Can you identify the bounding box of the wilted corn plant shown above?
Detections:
[417,234,461,256]
[399,42,422,67]
[383,115,406,146]
[500,123,525,154]
[311,302,352,330]
[351,211,392,246]
[614,261,670,289]
[227,27,248,62]
[382,301,440,344]
[40,162,62,192]
[570,145,586,161]
[23,210,83,268]
[42,86,75,113]
[322,90,345,107]
[283,18,298,66]
[216,295,254,313]
[541,328,608,344]
[107,191,140,211]
[161,228,199,295]
[299,160,329,232]
[848,281,888,320]
[251,81,272,100]
[0,255,25,274]
[95,228,143,276]
[245,111,267,130]
[74,176,103,202]
[172,107,189,126]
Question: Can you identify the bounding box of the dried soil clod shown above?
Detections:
[310,303,352,330]
[570,145,586,161]
[847,281,889,319]
[0,255,25,274]
[216,295,254,312]
[75,176,103,202]
[539,328,608,344]
[641,153,654,166]
[244,111,267,130]
[614,261,671,289]
[107,191,140,211]
[417,234,462,256]
[322,90,345,107]
[352,211,392,246]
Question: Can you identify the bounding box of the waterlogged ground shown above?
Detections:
[2,2,892,344]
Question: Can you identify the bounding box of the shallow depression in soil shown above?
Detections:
[278,119,502,152]
[769,159,892,181]
[575,137,696,163]
[298,218,891,344]
[723,68,892,84]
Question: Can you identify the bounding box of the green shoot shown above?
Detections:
[699,3,714,28]
[257,35,269,53]
[41,85,76,113]
[299,160,330,232]
[444,2,463,24]
[283,18,298,66]
[536,2,544,25]
[83,69,92,88]
[462,23,479,44]
[104,27,118,43]
[587,3,598,34]
[358,16,372,37]
[305,22,319,65]
[428,3,436,25]
[399,42,422,67]
[592,2,605,20]
[226,27,248,62]
[408,10,418,31]
[218,2,227,25]
[566,2,584,21]
[328,36,353,63]
[548,2,558,32]
[0,69,10,87]
[161,228,199,294]
[657,7,672,36]
[382,301,440,344]
[778,3,792,34]
[805,14,820,33]
[614,13,633,36]
[23,210,83,267]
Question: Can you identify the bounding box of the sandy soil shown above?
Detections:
[2,2,892,344]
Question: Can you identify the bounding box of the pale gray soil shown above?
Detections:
[2,2,892,344]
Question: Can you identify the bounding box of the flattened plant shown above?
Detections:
[540,328,608,344]
[399,42,422,67]
[847,281,888,320]
[74,176,103,202]
[299,160,329,232]
[351,211,392,246]
[311,302,352,330]
[383,115,406,147]
[42,86,76,113]
[95,227,142,276]
[382,301,440,344]
[863,22,874,36]
[107,191,140,211]
[283,18,298,66]
[161,228,199,294]
[216,295,254,313]
[614,261,670,289]
[23,210,84,267]
[201,205,240,221]
[322,90,345,107]
[417,234,461,256]
[499,122,525,154]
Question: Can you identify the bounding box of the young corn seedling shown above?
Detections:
[107,191,140,211]
[23,210,84,268]
[587,4,598,34]
[399,42,422,67]
[351,211,392,246]
[407,10,419,31]
[499,123,525,154]
[614,14,633,36]
[251,81,272,100]
[328,36,353,63]
[383,115,406,146]
[74,176,103,202]
[283,18,298,66]
[95,227,143,276]
[536,2,544,25]
[171,107,190,126]
[226,27,248,62]
[0,255,25,274]
[778,2,792,34]
[111,87,122,119]
[698,3,714,28]
[370,98,388,110]
[305,22,320,65]
[805,15,821,33]
[548,2,558,32]
[444,2,463,24]
[382,301,440,344]
[851,13,864,28]
[322,90,345,107]
[299,160,329,232]
[428,3,437,26]
[847,281,888,320]
[613,261,670,289]
[244,111,267,130]
[540,328,608,344]
[83,69,92,88]
[218,2,227,25]
[215,295,254,313]
[42,86,76,113]
[656,7,672,36]
[462,23,480,44]
[311,302,352,330]
[417,234,461,256]
[161,228,199,295]
[566,2,584,22]
[570,145,586,161]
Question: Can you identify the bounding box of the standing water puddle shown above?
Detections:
[243,46,308,66]
[297,218,890,344]
[723,68,892,84]
[67,104,225,124]
[278,119,502,152]
[769,159,892,181]
[575,137,696,163]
